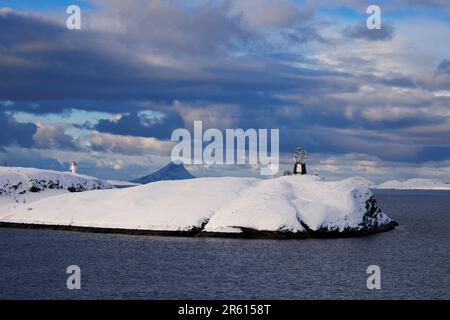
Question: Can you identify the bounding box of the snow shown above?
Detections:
[350,176,376,189]
[0,166,112,212]
[376,178,450,190]
[131,162,195,184]
[0,174,394,235]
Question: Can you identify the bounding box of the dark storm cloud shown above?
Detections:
[0,11,151,102]
[0,10,346,111]
[343,23,394,41]
[416,146,450,162]
[283,26,328,44]
[0,112,37,147]
[378,76,417,88]
[0,110,79,151]
[95,111,184,139]
[0,9,290,106]
[2,100,140,115]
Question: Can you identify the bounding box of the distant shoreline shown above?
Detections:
[373,188,450,193]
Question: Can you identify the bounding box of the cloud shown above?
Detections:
[0,9,313,108]
[416,146,450,162]
[83,132,175,155]
[0,146,66,171]
[370,73,417,89]
[1,2,450,180]
[94,111,184,140]
[33,122,78,150]
[0,145,168,180]
[308,0,450,10]
[0,10,146,101]
[343,23,394,41]
[0,111,37,147]
[283,25,328,44]
[171,101,241,129]
[229,0,314,28]
[359,106,433,122]
[91,0,252,55]
[405,0,450,7]
[308,152,450,183]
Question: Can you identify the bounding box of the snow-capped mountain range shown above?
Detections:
[339,177,450,190]
[375,178,450,190]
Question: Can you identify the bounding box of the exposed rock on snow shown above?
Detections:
[376,178,450,190]
[131,162,195,184]
[106,180,141,189]
[0,174,397,238]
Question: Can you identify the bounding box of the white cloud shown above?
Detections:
[307,152,450,183]
[32,122,79,150]
[172,101,241,129]
[83,131,175,156]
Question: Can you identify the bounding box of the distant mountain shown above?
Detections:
[131,162,195,184]
[376,178,450,190]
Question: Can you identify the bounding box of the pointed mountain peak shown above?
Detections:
[131,162,195,184]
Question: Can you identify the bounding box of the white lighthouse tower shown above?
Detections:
[70,161,78,174]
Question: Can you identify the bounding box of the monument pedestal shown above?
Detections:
[294,163,307,175]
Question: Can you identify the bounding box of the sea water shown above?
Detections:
[0,190,448,299]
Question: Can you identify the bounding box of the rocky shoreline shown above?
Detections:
[0,219,398,240]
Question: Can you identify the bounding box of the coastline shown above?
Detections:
[0,220,397,240]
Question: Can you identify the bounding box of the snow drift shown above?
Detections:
[0,174,396,238]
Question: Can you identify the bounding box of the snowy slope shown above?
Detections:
[351,176,376,189]
[0,175,396,237]
[376,178,450,190]
[131,162,195,184]
[0,167,112,212]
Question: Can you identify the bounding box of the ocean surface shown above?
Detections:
[0,190,449,299]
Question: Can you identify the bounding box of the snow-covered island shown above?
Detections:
[375,178,450,190]
[0,168,397,239]
[0,166,113,212]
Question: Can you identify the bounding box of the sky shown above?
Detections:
[1,0,450,182]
